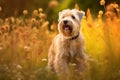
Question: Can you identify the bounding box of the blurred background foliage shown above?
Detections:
[0,0,120,80]
[0,0,120,22]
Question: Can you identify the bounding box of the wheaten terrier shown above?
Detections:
[48,9,87,79]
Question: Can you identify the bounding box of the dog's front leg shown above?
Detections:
[47,44,55,72]
[75,46,87,72]
[54,54,69,79]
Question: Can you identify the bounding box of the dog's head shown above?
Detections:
[58,9,85,39]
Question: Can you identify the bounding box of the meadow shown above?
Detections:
[0,1,120,80]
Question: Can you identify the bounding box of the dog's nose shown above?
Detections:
[63,20,68,24]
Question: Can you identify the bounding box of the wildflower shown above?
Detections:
[1,27,4,32]
[110,4,118,10]
[4,25,10,31]
[98,14,101,18]
[49,0,58,8]
[41,58,47,62]
[106,4,113,11]
[33,10,38,16]
[5,18,9,24]
[12,25,17,30]
[116,8,119,12]
[16,64,22,69]
[100,0,105,5]
[3,33,8,40]
[0,31,2,35]
[42,21,49,28]
[86,8,93,24]
[38,8,43,12]
[39,13,46,19]
[105,11,113,17]
[99,10,103,15]
[0,19,3,24]
[75,4,79,10]
[10,17,15,23]
[24,46,30,50]
[113,3,119,9]
[50,22,57,31]
[0,47,3,50]
[23,10,28,15]
[31,18,36,23]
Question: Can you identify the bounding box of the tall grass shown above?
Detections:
[0,1,120,80]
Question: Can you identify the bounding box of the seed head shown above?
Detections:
[41,58,47,62]
[31,18,36,23]
[33,10,38,16]
[75,4,79,10]
[98,14,101,18]
[99,10,103,15]
[100,0,105,5]
[38,8,43,12]
[23,10,28,15]
[113,3,119,9]
[39,13,46,19]
[49,0,58,8]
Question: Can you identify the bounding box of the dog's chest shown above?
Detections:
[60,39,81,60]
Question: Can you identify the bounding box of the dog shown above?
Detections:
[48,9,87,79]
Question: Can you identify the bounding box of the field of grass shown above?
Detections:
[0,1,120,80]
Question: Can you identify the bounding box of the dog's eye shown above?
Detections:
[71,15,75,19]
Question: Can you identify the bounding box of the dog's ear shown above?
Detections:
[58,9,70,22]
[58,11,62,22]
[72,9,85,22]
[77,11,85,21]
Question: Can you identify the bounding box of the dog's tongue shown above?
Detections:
[65,27,69,30]
[64,25,70,30]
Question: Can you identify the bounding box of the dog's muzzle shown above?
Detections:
[62,20,72,32]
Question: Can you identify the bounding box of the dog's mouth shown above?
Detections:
[62,25,72,32]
